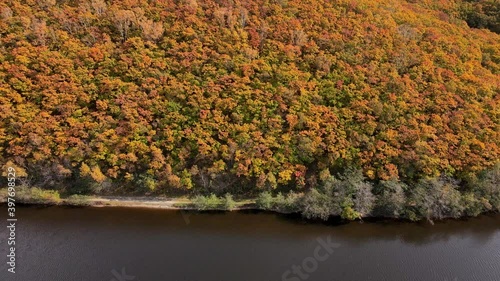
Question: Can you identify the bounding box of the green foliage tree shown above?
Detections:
[373,179,406,218]
[256,191,274,210]
[192,194,222,210]
[476,164,500,211]
[406,177,464,221]
[301,187,334,220]
[222,193,236,211]
[459,0,500,33]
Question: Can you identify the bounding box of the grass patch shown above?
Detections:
[64,194,93,206]
[15,186,62,204]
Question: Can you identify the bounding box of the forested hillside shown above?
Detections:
[0,0,499,219]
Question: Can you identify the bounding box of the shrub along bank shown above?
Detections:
[256,165,500,221]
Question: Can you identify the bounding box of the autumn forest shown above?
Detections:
[0,0,499,220]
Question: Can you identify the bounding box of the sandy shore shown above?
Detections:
[85,196,190,209]
[1,195,257,210]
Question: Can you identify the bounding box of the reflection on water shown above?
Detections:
[1,206,499,281]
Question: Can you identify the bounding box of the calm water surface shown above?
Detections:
[1,206,500,281]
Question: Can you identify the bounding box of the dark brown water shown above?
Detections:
[1,206,500,281]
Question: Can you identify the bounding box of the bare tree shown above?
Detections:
[39,0,56,10]
[1,6,13,19]
[239,7,248,28]
[113,9,135,41]
[138,19,164,42]
[292,29,307,46]
[31,18,48,46]
[91,0,107,16]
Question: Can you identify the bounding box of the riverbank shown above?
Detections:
[1,187,498,222]
[77,195,257,210]
[0,186,257,210]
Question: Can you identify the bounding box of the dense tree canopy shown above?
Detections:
[0,0,499,215]
[459,0,500,33]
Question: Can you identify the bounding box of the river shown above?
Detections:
[1,206,500,281]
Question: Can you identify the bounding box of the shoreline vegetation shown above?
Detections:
[0,191,498,223]
[1,163,498,223]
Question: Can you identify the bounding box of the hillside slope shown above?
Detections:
[0,0,499,219]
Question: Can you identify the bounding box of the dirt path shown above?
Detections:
[80,195,255,210]
[85,196,188,209]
